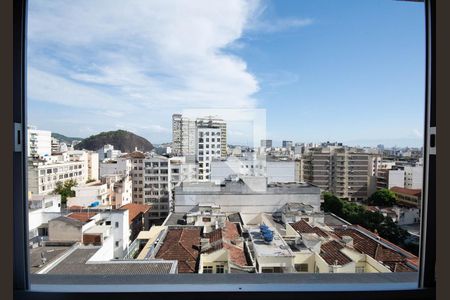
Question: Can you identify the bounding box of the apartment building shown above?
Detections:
[260,139,273,148]
[27,126,52,158]
[210,153,297,183]
[174,176,321,213]
[301,147,377,201]
[125,151,197,220]
[99,156,132,178]
[172,113,196,157]
[390,187,422,208]
[403,166,423,189]
[97,144,122,161]
[28,194,62,242]
[28,151,99,195]
[66,174,132,209]
[172,114,227,181]
[282,140,293,149]
[376,164,423,190]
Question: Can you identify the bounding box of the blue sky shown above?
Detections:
[27,0,425,147]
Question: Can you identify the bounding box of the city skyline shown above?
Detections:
[27,0,425,147]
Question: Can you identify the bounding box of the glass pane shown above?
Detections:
[26,0,425,286]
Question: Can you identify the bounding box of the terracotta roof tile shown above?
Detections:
[333,227,416,272]
[155,228,201,273]
[120,203,151,225]
[223,243,249,267]
[320,240,353,266]
[204,222,249,267]
[66,212,96,223]
[205,228,222,243]
[291,220,329,238]
[390,187,421,197]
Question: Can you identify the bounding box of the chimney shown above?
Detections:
[341,235,354,247]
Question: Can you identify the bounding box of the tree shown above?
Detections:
[53,179,77,207]
[377,216,409,245]
[367,189,396,207]
[323,192,343,215]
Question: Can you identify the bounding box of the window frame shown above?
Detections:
[12,0,435,298]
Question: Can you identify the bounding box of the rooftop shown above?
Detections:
[120,203,151,225]
[290,220,329,238]
[66,212,97,223]
[176,179,319,195]
[155,227,202,273]
[319,240,353,266]
[162,212,187,226]
[30,245,72,274]
[333,227,417,272]
[42,247,177,275]
[390,187,422,197]
[248,226,293,258]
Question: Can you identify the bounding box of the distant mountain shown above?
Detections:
[74,130,154,153]
[52,133,83,144]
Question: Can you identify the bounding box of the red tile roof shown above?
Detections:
[222,221,241,241]
[205,228,222,243]
[390,187,421,197]
[120,203,151,225]
[155,228,201,273]
[290,220,329,238]
[223,243,248,267]
[66,212,97,223]
[204,222,250,267]
[333,227,416,272]
[320,240,353,266]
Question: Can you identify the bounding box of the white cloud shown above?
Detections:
[27,0,311,142]
[28,0,262,112]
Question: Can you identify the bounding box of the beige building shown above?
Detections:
[301,147,379,201]
[28,150,98,195]
[125,151,197,220]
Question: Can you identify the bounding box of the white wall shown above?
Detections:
[175,193,321,214]
[388,170,405,189]
[404,166,423,189]
[87,236,115,262]
[28,128,52,157]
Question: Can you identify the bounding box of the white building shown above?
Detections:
[28,194,62,242]
[210,154,296,184]
[197,127,222,181]
[28,150,99,195]
[27,126,52,158]
[403,166,423,189]
[99,157,132,178]
[126,152,198,220]
[98,144,122,161]
[174,177,321,214]
[172,114,227,181]
[67,175,132,209]
[48,210,130,259]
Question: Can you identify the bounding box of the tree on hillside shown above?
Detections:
[53,179,77,207]
[367,189,396,207]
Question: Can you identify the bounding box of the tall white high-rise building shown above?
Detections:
[172,114,196,158]
[27,126,52,158]
[172,114,227,181]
